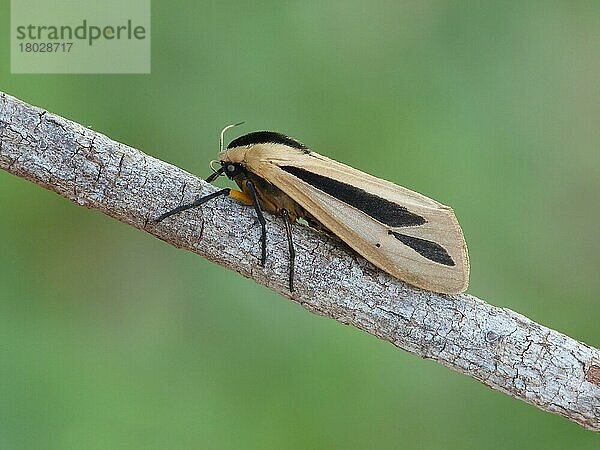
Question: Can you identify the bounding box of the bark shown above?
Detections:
[1,91,598,431]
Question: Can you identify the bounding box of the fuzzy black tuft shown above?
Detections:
[227,131,308,151]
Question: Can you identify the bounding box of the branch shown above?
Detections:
[1,91,599,432]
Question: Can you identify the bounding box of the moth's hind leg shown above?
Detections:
[281,209,295,292]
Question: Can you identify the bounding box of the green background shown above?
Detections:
[1,1,599,448]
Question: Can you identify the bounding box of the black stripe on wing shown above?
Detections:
[389,231,455,266]
[281,166,426,227]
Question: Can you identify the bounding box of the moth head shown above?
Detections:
[208,153,245,184]
[221,162,246,180]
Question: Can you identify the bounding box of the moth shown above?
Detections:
[156,124,469,294]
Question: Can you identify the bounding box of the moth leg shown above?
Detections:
[246,179,267,267]
[205,167,224,183]
[281,209,295,292]
[155,188,231,223]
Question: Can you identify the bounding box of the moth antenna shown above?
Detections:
[219,122,245,152]
[209,159,221,174]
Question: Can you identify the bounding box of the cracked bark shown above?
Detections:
[1,91,598,432]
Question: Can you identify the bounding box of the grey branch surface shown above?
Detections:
[1,91,599,432]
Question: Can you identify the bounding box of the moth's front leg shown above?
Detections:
[155,188,231,223]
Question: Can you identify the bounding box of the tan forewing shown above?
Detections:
[230,143,469,294]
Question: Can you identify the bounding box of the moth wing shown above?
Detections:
[244,146,469,294]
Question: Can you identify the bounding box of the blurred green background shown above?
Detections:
[1,1,599,448]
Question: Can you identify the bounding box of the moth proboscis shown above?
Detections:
[156,125,469,294]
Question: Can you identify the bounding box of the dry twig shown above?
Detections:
[1,91,598,431]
